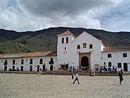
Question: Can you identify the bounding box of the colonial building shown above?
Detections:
[0,30,130,72]
[0,51,57,72]
[57,30,130,72]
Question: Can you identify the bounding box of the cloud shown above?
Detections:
[0,0,43,31]
[18,0,113,17]
[17,0,120,31]
[0,0,126,32]
[100,0,130,31]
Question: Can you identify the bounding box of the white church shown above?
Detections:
[0,30,130,72]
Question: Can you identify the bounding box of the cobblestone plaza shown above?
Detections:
[0,73,130,98]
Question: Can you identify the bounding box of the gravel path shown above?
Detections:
[0,73,130,98]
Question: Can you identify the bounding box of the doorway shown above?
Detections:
[81,56,89,70]
[12,66,15,71]
[37,65,40,72]
[50,65,53,71]
[42,64,45,71]
[30,66,33,71]
[123,63,128,71]
[4,66,7,71]
[21,66,24,71]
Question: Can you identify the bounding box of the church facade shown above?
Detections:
[57,30,130,72]
[0,30,130,72]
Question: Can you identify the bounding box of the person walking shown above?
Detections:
[73,72,80,84]
[118,69,123,85]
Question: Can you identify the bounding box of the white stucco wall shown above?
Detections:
[0,56,57,71]
[57,31,103,71]
[70,32,102,70]
[57,34,75,65]
[44,56,58,71]
[101,51,130,71]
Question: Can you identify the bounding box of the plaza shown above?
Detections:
[0,73,130,98]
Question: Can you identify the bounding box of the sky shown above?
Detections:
[0,0,130,32]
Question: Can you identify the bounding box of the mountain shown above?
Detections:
[0,27,130,54]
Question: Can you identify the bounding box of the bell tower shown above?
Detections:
[57,29,75,66]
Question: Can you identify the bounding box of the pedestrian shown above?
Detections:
[73,72,80,84]
[118,69,123,85]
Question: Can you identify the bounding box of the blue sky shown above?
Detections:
[0,0,129,32]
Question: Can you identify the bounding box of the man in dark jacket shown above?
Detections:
[118,69,123,85]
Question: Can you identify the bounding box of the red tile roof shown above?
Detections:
[57,29,75,36]
[46,51,57,56]
[102,47,130,52]
[0,51,57,59]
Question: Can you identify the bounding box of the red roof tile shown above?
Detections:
[0,51,56,59]
[57,29,75,36]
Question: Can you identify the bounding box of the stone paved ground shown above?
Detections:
[0,73,130,98]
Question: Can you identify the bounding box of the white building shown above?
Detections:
[0,51,57,72]
[0,30,130,72]
[57,30,130,72]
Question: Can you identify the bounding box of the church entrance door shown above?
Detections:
[81,56,89,71]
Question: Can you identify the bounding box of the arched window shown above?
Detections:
[30,59,33,64]
[62,38,64,44]
[108,62,112,67]
[66,37,68,43]
[77,45,80,49]
[89,44,93,49]
[40,59,43,64]
[4,60,8,65]
[21,59,24,64]
[13,60,15,65]
[49,58,54,64]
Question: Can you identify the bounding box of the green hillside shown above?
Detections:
[0,27,130,54]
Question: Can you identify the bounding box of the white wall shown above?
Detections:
[57,34,74,65]
[101,51,130,71]
[71,32,102,70]
[0,56,58,71]
[44,56,58,71]
[57,31,103,71]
